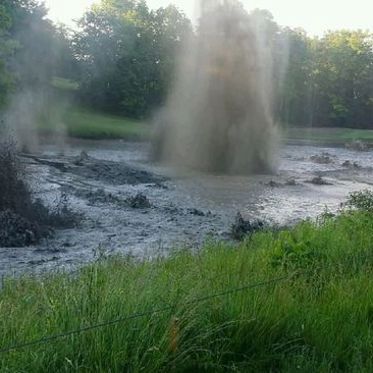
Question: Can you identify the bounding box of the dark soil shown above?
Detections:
[310,153,334,164]
[69,154,166,186]
[126,193,151,209]
[0,141,78,247]
[0,210,43,247]
[74,188,124,205]
[23,152,167,186]
[342,160,361,169]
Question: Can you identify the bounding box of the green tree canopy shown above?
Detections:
[74,0,192,117]
[0,0,372,129]
[312,30,373,128]
[0,2,15,108]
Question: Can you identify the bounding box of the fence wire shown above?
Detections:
[0,273,298,354]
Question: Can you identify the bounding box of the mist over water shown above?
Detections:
[153,0,280,174]
[0,6,70,154]
[4,88,68,153]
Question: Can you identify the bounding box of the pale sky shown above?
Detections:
[44,0,373,36]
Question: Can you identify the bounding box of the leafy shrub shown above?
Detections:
[347,189,373,212]
[270,227,326,271]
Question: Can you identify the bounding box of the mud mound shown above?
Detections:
[266,180,283,188]
[0,141,79,248]
[75,188,123,205]
[23,152,167,187]
[75,188,152,209]
[0,196,78,248]
[70,157,166,186]
[0,210,41,247]
[263,179,297,188]
[285,179,297,186]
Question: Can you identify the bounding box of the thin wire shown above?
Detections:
[0,273,293,354]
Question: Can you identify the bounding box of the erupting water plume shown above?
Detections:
[153,0,280,174]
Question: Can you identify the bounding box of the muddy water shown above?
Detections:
[0,141,372,276]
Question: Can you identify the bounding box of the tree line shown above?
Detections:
[0,0,372,129]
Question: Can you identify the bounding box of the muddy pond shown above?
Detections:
[0,140,372,276]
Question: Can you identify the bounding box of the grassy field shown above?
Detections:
[39,107,149,140]
[286,127,373,146]
[46,80,148,140]
[64,108,148,140]
[37,88,373,144]
[40,109,373,144]
[0,193,372,372]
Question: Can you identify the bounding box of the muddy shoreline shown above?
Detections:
[0,140,372,277]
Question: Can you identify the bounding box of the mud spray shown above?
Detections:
[1,15,68,153]
[153,0,280,174]
[4,89,68,153]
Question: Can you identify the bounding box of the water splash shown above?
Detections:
[153,0,280,174]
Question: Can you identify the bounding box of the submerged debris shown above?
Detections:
[188,208,206,216]
[231,212,266,240]
[306,176,333,186]
[76,188,153,209]
[342,160,361,169]
[126,193,151,209]
[285,178,297,186]
[75,188,122,205]
[21,153,68,172]
[266,180,282,188]
[264,179,297,187]
[310,153,334,164]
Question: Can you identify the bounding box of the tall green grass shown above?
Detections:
[0,209,372,372]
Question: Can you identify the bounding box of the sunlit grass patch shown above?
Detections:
[39,106,149,140]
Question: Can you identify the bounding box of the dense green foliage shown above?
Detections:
[74,0,192,118]
[0,0,76,112]
[0,2,15,108]
[280,28,373,128]
[0,204,372,372]
[73,3,373,127]
[0,0,372,129]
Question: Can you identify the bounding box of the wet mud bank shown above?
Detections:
[0,140,372,276]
